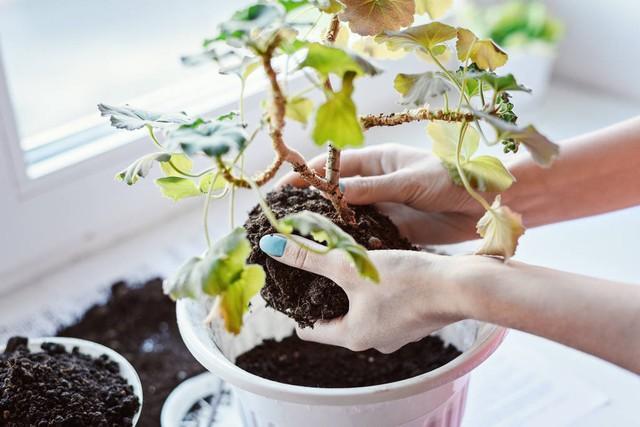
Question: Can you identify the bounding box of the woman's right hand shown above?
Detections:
[279,143,488,245]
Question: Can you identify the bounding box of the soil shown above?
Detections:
[0,336,140,426]
[57,279,206,427]
[245,186,414,327]
[236,333,461,388]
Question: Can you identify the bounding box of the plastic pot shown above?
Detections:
[1,337,143,426]
[177,298,506,427]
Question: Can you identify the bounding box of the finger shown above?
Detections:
[296,318,348,347]
[258,234,354,289]
[340,171,412,205]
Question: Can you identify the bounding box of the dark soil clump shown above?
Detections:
[0,336,140,426]
[245,186,414,327]
[236,333,461,388]
[57,279,205,427]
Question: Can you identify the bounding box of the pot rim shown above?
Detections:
[177,299,508,406]
[1,336,143,425]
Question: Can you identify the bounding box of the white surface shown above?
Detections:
[0,80,638,425]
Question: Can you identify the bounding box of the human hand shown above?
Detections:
[278,144,489,245]
[259,233,469,353]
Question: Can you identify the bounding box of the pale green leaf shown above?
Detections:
[340,0,415,36]
[163,257,203,300]
[199,173,227,193]
[117,152,171,185]
[474,111,559,166]
[311,0,342,13]
[160,154,193,177]
[476,196,525,259]
[219,265,266,334]
[281,211,380,282]
[201,228,253,295]
[312,73,363,148]
[415,0,453,18]
[394,71,454,106]
[461,155,515,192]
[216,4,284,44]
[98,104,194,131]
[155,177,201,201]
[428,122,479,162]
[166,119,247,158]
[375,22,457,53]
[285,96,314,125]
[298,42,379,77]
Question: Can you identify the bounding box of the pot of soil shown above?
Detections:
[1,336,143,426]
[177,187,507,427]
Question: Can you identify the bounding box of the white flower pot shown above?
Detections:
[1,337,143,426]
[177,298,507,427]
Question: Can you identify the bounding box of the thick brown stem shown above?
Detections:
[361,109,474,130]
[325,15,340,43]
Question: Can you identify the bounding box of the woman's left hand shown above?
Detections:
[259,234,469,353]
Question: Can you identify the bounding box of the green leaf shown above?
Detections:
[281,211,380,283]
[474,111,559,167]
[201,228,253,295]
[375,22,457,53]
[286,96,314,125]
[155,177,201,201]
[160,154,193,177]
[277,0,309,12]
[166,120,247,158]
[163,257,204,300]
[219,265,266,334]
[219,56,261,81]
[428,122,479,162]
[217,3,284,43]
[298,42,379,78]
[312,73,363,148]
[199,173,227,193]
[340,0,415,36]
[116,152,171,185]
[394,72,454,106]
[467,71,531,93]
[476,196,525,259]
[415,0,453,18]
[98,104,193,131]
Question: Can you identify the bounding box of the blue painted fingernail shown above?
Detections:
[339,181,345,192]
[259,235,287,257]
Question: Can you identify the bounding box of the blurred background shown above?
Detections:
[0,1,638,426]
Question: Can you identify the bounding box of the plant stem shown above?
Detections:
[361,109,474,130]
[455,123,492,213]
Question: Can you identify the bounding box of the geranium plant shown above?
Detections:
[99,0,558,334]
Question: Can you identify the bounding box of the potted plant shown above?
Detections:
[98,1,559,425]
[1,336,142,425]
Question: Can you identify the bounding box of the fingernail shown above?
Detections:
[339,181,345,192]
[259,234,287,257]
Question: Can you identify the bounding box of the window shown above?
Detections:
[0,0,250,178]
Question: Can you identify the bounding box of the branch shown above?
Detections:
[361,108,474,130]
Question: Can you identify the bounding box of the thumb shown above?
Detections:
[259,234,350,285]
[341,171,410,205]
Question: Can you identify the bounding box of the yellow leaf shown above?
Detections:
[456,27,478,61]
[376,22,457,52]
[351,36,406,59]
[160,154,193,177]
[476,196,525,259]
[470,40,508,70]
[463,156,515,192]
[340,0,415,36]
[219,265,265,334]
[415,0,453,18]
[285,96,314,126]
